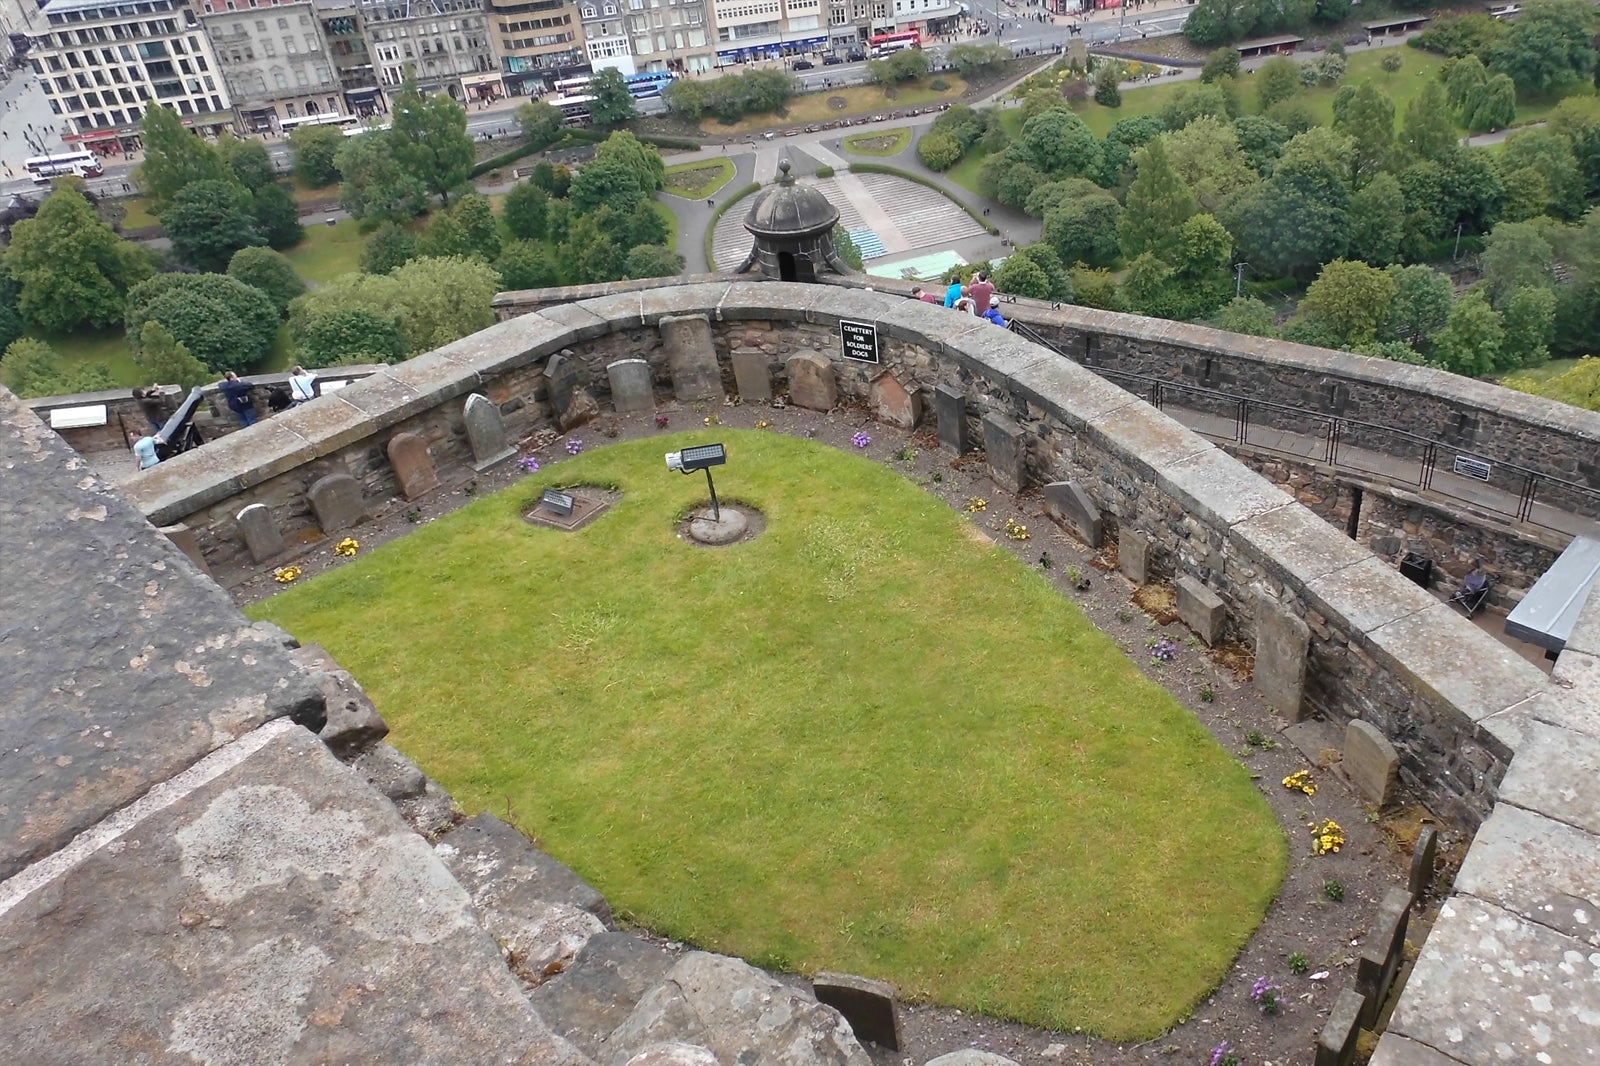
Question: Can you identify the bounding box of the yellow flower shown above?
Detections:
[335,537,359,557]
[755,419,773,430]
[274,565,302,584]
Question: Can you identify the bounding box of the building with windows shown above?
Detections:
[484,0,585,97]
[624,0,710,74]
[576,0,627,75]
[311,0,384,115]
[1,0,50,63]
[886,0,956,37]
[23,0,232,153]
[196,0,341,132]
[711,0,823,68]
[358,0,500,102]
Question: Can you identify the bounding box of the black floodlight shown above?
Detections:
[666,442,728,521]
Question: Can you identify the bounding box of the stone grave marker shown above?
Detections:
[981,413,1026,492]
[935,384,968,455]
[236,503,284,563]
[1255,597,1311,721]
[607,359,655,414]
[546,351,599,431]
[1345,720,1399,806]
[660,313,722,401]
[1315,988,1366,1066]
[387,432,440,500]
[786,352,837,411]
[1043,481,1102,547]
[871,371,921,429]
[1177,574,1226,646]
[1409,826,1438,903]
[1356,887,1411,1030]
[463,393,514,471]
[731,350,773,402]
[159,523,212,577]
[308,472,365,534]
[1118,526,1153,584]
[812,972,903,1051]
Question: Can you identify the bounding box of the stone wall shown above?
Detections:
[125,282,1553,828]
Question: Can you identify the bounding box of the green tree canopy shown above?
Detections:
[336,130,430,224]
[1445,55,1489,112]
[1498,128,1586,220]
[496,240,560,290]
[1500,284,1558,369]
[227,246,306,315]
[594,131,666,194]
[1119,138,1199,262]
[1018,109,1102,181]
[125,273,280,373]
[868,48,931,83]
[1480,220,1556,306]
[1331,82,1395,185]
[994,244,1073,302]
[217,134,278,191]
[1432,290,1505,376]
[1348,172,1406,266]
[4,184,153,333]
[661,77,709,119]
[1223,130,1353,278]
[1093,64,1122,108]
[1164,116,1260,212]
[946,43,1011,77]
[1462,73,1517,134]
[1232,115,1291,175]
[918,132,963,172]
[295,307,406,367]
[1294,259,1398,347]
[515,99,566,148]
[288,256,499,356]
[360,222,419,275]
[569,156,646,214]
[251,182,305,250]
[1185,0,1260,46]
[1256,57,1303,111]
[389,78,475,205]
[1043,193,1123,268]
[502,181,551,240]
[136,104,232,212]
[1215,296,1279,337]
[1398,80,1457,165]
[1487,0,1597,95]
[623,244,685,281]
[558,215,625,284]
[161,179,265,273]
[1384,264,1454,346]
[1505,355,1600,410]
[134,320,212,391]
[289,125,345,187]
[1201,48,1242,83]
[589,68,639,127]
[0,337,116,398]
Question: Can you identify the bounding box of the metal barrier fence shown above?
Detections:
[1007,320,1600,535]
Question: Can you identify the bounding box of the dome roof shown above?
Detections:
[743,161,840,238]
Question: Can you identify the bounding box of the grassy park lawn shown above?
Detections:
[663,158,736,199]
[282,218,368,284]
[843,127,912,156]
[652,199,680,253]
[249,431,1286,1040]
[31,327,141,383]
[707,77,968,135]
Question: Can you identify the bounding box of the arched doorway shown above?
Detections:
[778,251,797,282]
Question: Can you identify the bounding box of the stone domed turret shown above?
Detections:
[736,161,852,281]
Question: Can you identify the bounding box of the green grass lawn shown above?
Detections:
[844,127,912,156]
[282,219,368,284]
[248,431,1285,1040]
[30,326,141,384]
[706,77,969,134]
[1502,357,1583,384]
[663,158,736,200]
[652,199,680,253]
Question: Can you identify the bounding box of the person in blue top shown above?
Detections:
[219,371,257,428]
[944,279,963,307]
[129,430,164,471]
[981,295,1007,327]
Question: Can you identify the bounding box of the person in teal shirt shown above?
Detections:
[129,431,163,471]
[944,279,963,307]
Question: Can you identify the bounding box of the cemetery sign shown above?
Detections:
[839,319,881,364]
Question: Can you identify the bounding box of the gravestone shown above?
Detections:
[546,350,599,431]
[308,472,365,534]
[1118,526,1152,584]
[659,313,723,402]
[1042,481,1102,548]
[935,384,968,455]
[1355,887,1411,1030]
[981,413,1026,492]
[871,372,921,429]
[236,503,284,563]
[1177,575,1225,645]
[159,523,212,577]
[786,352,837,411]
[1315,988,1366,1066]
[1255,597,1311,721]
[731,350,773,403]
[463,393,514,471]
[1345,720,1399,806]
[812,972,902,1051]
[607,359,655,414]
[387,432,440,500]
[1409,827,1438,902]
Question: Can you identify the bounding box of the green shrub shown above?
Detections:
[816,165,835,179]
[930,77,951,91]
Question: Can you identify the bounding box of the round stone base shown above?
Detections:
[687,508,749,546]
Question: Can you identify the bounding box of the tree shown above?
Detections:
[227,246,305,315]
[502,182,550,241]
[569,156,645,215]
[594,131,665,194]
[559,215,625,284]
[451,193,502,262]
[623,244,685,280]
[1331,82,1395,185]
[1256,57,1302,111]
[1446,55,1489,112]
[1548,97,1600,199]
[417,212,473,260]
[0,337,116,398]
[1499,128,1586,220]
[1384,264,1454,346]
[515,99,566,148]
[136,104,231,212]
[1093,64,1122,108]
[918,132,962,171]
[1100,115,1165,184]
[607,198,670,252]
[1215,296,1279,337]
[994,244,1073,302]
[1434,291,1505,376]
[126,273,282,372]
[290,125,345,187]
[1500,285,1558,368]
[1018,109,1101,180]
[389,77,475,206]
[1119,253,1181,318]
[295,308,406,367]
[1184,0,1259,46]
[251,182,305,250]
[1399,80,1456,165]
[1255,0,1316,35]
[496,240,560,290]
[1462,73,1517,134]
[946,43,1011,77]
[288,256,500,356]
[161,179,265,273]
[336,130,429,224]
[1381,52,1404,74]
[1505,355,1600,410]
[867,48,930,84]
[134,320,212,390]
[361,223,419,275]
[4,184,153,333]
[589,67,639,127]
[1223,127,1353,277]
[1068,267,1121,310]
[1201,48,1242,83]
[1168,212,1235,319]
[528,162,572,199]
[1165,116,1259,212]
[1119,138,1199,262]
[833,228,865,272]
[1487,0,1596,95]
[1294,259,1398,347]
[1232,115,1290,175]
[1157,82,1234,133]
[661,77,709,120]
[217,134,277,191]
[1480,221,1556,306]
[1044,193,1122,267]
[1347,172,1406,265]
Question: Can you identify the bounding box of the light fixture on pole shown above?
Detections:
[666,442,728,521]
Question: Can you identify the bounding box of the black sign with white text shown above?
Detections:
[840,319,881,364]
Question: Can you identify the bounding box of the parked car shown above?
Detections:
[783,128,800,137]
[847,50,865,61]
[823,55,844,65]
[805,124,821,133]
[793,59,815,70]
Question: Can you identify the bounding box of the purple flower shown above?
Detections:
[852,431,872,448]
[1151,637,1178,662]
[566,438,584,455]
[655,415,670,428]
[1209,1043,1234,1066]
[518,455,541,473]
[1251,976,1282,1015]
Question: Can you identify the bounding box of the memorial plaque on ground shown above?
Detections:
[840,320,880,364]
[541,489,576,517]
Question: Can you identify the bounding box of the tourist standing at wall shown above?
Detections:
[965,272,995,316]
[288,365,318,406]
[219,372,257,428]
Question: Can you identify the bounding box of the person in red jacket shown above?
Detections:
[964,271,995,315]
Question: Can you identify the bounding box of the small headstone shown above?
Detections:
[236,503,284,563]
[1176,574,1226,646]
[786,351,837,411]
[1315,988,1366,1066]
[1345,720,1399,806]
[1409,827,1438,902]
[731,350,773,402]
[607,358,655,414]
[981,413,1026,492]
[159,522,211,577]
[308,472,365,534]
[541,489,576,517]
[1042,481,1102,547]
[1255,596,1311,721]
[463,393,514,471]
[812,972,902,1051]
[871,372,922,429]
[387,431,440,500]
[1118,525,1152,585]
[1355,887,1411,1030]
[546,350,599,431]
[935,384,968,455]
[924,1053,1022,1066]
[659,313,723,402]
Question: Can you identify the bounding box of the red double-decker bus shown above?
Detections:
[869,30,921,57]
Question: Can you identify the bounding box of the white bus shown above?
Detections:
[24,149,103,182]
[555,94,595,125]
[279,113,360,134]
[343,122,392,138]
